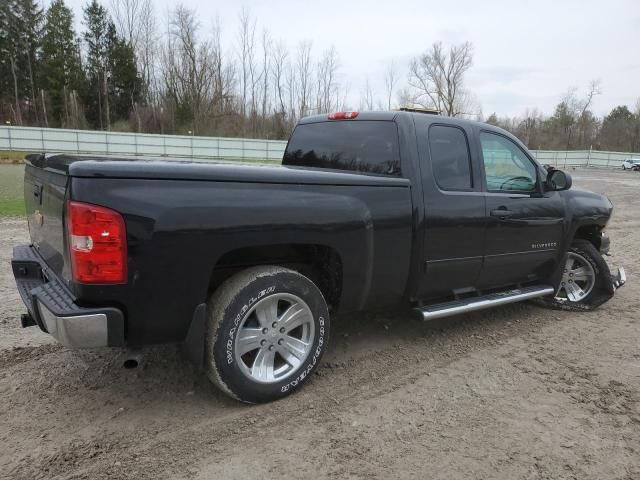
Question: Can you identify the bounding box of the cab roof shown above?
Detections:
[298,110,492,132]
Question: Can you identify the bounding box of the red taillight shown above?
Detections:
[66,201,127,284]
[328,111,359,120]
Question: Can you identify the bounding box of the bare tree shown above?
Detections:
[408,41,473,116]
[110,0,145,49]
[260,29,271,121]
[271,40,288,117]
[315,46,339,114]
[285,58,298,123]
[577,80,602,146]
[296,40,313,118]
[137,0,157,103]
[384,61,398,110]
[236,8,257,119]
[359,78,374,111]
[162,6,217,133]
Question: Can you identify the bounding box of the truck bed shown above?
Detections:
[32,154,412,187]
[21,153,415,346]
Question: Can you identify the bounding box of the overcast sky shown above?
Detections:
[65,0,640,118]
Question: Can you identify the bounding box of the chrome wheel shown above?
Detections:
[555,252,596,302]
[234,293,315,383]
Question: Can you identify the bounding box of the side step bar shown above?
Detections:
[416,285,555,321]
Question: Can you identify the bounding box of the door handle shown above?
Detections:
[490,208,514,219]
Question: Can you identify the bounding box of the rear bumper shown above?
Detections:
[11,245,124,348]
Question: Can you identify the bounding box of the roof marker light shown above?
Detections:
[328,111,359,120]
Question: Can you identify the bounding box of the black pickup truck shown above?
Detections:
[12,111,625,403]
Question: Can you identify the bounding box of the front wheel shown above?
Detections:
[205,266,330,403]
[536,239,614,311]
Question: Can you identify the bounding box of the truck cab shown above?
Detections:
[284,111,622,310]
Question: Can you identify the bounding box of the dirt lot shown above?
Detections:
[1,168,639,480]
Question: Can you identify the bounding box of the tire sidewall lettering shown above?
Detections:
[225,285,276,365]
[280,315,325,393]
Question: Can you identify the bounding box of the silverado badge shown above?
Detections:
[531,241,557,249]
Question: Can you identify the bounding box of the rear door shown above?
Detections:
[476,130,565,288]
[417,121,487,299]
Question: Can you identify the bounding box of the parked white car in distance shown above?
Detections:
[622,159,640,170]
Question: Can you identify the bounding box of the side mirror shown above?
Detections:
[546,168,572,191]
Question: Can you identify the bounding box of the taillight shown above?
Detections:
[66,201,128,284]
[328,111,359,120]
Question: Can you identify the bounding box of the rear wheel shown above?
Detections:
[536,239,614,311]
[205,266,330,403]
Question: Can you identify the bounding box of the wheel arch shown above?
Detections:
[208,243,344,313]
[573,223,604,250]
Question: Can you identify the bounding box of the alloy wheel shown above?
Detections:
[234,293,315,383]
[555,252,596,302]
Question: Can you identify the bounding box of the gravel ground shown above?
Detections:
[1,168,638,480]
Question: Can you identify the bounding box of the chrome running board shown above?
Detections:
[416,285,555,321]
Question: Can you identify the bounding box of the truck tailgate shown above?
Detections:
[24,156,70,282]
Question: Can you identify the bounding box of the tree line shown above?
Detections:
[1,0,141,131]
[485,83,640,153]
[1,0,639,152]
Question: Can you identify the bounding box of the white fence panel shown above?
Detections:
[0,126,286,162]
[530,149,639,168]
[1,126,637,168]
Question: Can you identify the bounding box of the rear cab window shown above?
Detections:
[428,124,473,190]
[283,121,401,176]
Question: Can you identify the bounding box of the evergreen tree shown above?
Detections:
[16,0,43,122]
[82,0,141,130]
[0,0,43,125]
[82,0,110,129]
[0,2,13,116]
[40,0,84,127]
[601,106,636,152]
[106,23,142,125]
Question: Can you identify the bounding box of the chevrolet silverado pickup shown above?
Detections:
[11,111,626,403]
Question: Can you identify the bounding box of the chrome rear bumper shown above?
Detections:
[12,245,124,349]
[38,302,110,348]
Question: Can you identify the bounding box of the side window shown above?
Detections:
[428,125,473,190]
[480,132,537,192]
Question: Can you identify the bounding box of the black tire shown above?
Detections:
[536,239,614,311]
[205,266,330,403]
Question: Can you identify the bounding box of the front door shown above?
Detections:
[476,131,566,288]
